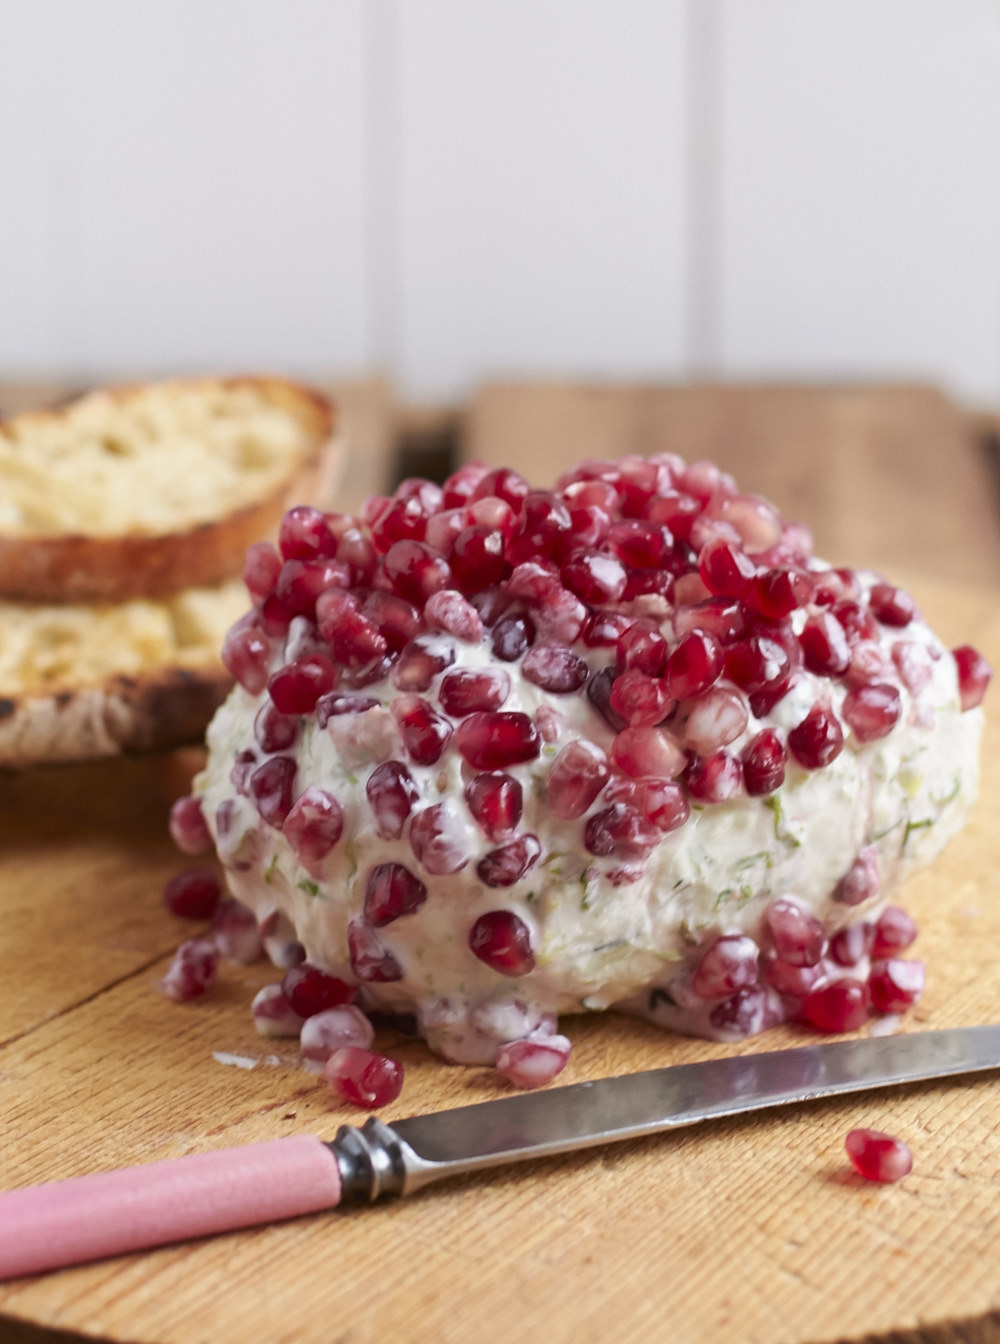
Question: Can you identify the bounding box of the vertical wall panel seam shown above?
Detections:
[361,0,401,374]
[683,0,722,375]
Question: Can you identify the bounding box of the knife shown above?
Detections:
[1,1023,997,1281]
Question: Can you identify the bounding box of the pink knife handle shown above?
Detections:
[0,1134,342,1280]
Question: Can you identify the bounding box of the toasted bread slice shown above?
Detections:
[0,583,247,769]
[0,376,338,603]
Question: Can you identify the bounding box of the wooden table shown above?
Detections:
[2,385,1000,1344]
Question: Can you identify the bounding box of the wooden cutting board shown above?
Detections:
[0,571,999,1344]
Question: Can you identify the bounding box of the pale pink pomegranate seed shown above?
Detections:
[830,921,875,966]
[163,868,222,920]
[682,686,749,755]
[716,493,781,553]
[767,898,825,967]
[561,477,620,512]
[337,525,377,584]
[243,540,283,599]
[891,640,933,695]
[466,772,523,839]
[281,963,355,1017]
[477,834,542,887]
[560,550,628,604]
[222,622,271,693]
[842,683,902,742]
[663,631,722,699]
[424,589,484,642]
[315,692,380,727]
[691,935,759,999]
[391,634,456,692]
[763,955,823,999]
[742,729,787,796]
[685,750,742,804]
[251,983,305,1038]
[834,845,880,906]
[616,621,668,677]
[160,938,219,1003]
[254,700,299,752]
[534,588,588,644]
[611,725,686,780]
[424,506,470,555]
[364,862,428,925]
[469,494,519,539]
[872,905,918,957]
[638,778,690,832]
[366,760,419,839]
[455,712,541,769]
[609,670,673,727]
[395,477,444,512]
[522,645,590,694]
[845,1128,912,1183]
[439,668,511,716]
[249,756,297,826]
[799,613,851,676]
[268,655,337,714]
[325,1047,404,1109]
[698,537,757,598]
[505,560,560,605]
[281,787,345,865]
[788,704,844,769]
[392,695,454,765]
[168,795,212,855]
[409,801,471,874]
[869,583,916,628]
[673,572,712,605]
[546,740,610,819]
[845,641,893,689]
[812,568,859,607]
[300,1004,375,1062]
[869,958,925,1013]
[347,919,403,982]
[584,802,660,858]
[496,1035,572,1089]
[802,979,869,1033]
[491,612,536,661]
[535,704,564,743]
[230,748,256,795]
[211,898,263,964]
[953,645,992,711]
[469,910,535,976]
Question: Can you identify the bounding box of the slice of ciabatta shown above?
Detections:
[0,376,338,603]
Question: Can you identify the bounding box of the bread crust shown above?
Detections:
[0,376,340,604]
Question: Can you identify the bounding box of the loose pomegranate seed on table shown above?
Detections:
[845,1128,913,1183]
[211,898,263,964]
[168,795,212,855]
[325,1048,404,1109]
[160,938,219,1003]
[300,1005,375,1062]
[282,963,355,1017]
[163,867,222,920]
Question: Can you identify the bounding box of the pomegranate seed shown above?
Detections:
[584,802,660,858]
[587,666,628,731]
[466,772,523,839]
[803,979,869,1032]
[211,898,263,963]
[455,712,541,769]
[370,496,428,551]
[337,525,377,583]
[616,621,668,677]
[832,600,879,646]
[424,505,470,554]
[496,1035,572,1089]
[645,488,700,539]
[584,609,633,649]
[254,700,299,752]
[685,751,742,803]
[276,558,351,617]
[508,491,572,562]
[709,987,770,1036]
[251,983,305,1038]
[347,919,403,981]
[469,494,519,539]
[469,586,511,627]
[767,898,825,966]
[534,588,587,644]
[471,466,532,509]
[282,787,345,865]
[845,1128,912,1182]
[830,921,875,966]
[409,801,471,874]
[451,525,508,592]
[611,726,686,780]
[168,795,212,855]
[567,503,612,550]
[491,613,536,661]
[366,760,420,838]
[545,741,610,819]
[392,695,454,765]
[243,540,283,598]
[315,693,380,726]
[835,846,880,906]
[799,614,850,676]
[869,583,916,627]
[674,597,746,644]
[891,640,932,695]
[300,1004,374,1062]
[259,593,292,637]
[317,591,388,671]
[638,778,690,832]
[560,550,628,604]
[561,476,620,511]
[682,687,749,755]
[424,589,483,642]
[268,655,337,714]
[606,519,673,569]
[439,668,511,716]
[535,704,563,743]
[724,635,791,697]
[230,749,257,796]
[163,868,222,920]
[698,538,756,598]
[716,493,781,553]
[160,938,219,1002]
[763,956,823,999]
[362,591,421,652]
[249,756,297,826]
[522,645,590,694]
[749,567,813,619]
[385,539,452,604]
[872,905,918,957]
[953,645,992,710]
[280,963,355,1017]
[664,631,722,699]
[394,477,443,511]
[391,634,456,692]
[869,958,925,1013]
[278,505,339,560]
[692,935,759,998]
[443,461,490,508]
[477,834,542,887]
[742,729,787,796]
[222,622,271,694]
[469,910,535,975]
[842,683,902,742]
[609,670,672,727]
[325,1047,404,1109]
[788,704,844,769]
[812,568,859,607]
[259,911,305,968]
[364,862,428,925]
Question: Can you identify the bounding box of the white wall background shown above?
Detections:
[1,0,999,403]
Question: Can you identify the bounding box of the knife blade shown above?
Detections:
[1,1024,997,1280]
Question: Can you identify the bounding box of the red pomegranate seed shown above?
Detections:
[682,686,749,755]
[742,729,787,796]
[211,898,263,963]
[439,668,511,716]
[767,898,825,967]
[409,801,471,874]
[391,634,456,692]
[830,921,875,966]
[364,862,428,925]
[709,987,770,1036]
[163,868,222,920]
[637,778,690,832]
[471,466,532,509]
[609,670,672,727]
[673,597,747,643]
[443,462,490,508]
[788,704,844,769]
[723,635,791,696]
[325,1047,404,1109]
[392,695,454,765]
[370,496,428,551]
[455,712,541,768]
[496,1035,572,1089]
[616,620,669,677]
[362,590,421,652]
[834,845,880,906]
[812,567,859,607]
[584,802,660,858]
[337,525,377,584]
[424,589,483,642]
[230,749,257,796]
[160,937,219,1002]
[276,558,351,617]
[317,591,388,672]
[869,958,925,1013]
[567,503,612,550]
[366,761,420,839]
[545,741,609,819]
[645,489,700,540]
[477,834,542,887]
[799,613,851,676]
[469,585,511,627]
[243,540,283,598]
[222,622,271,694]
[469,910,535,975]
[953,645,992,710]
[279,505,340,560]
[168,795,212,855]
[842,683,902,742]
[268,655,337,714]
[507,492,572,562]
[606,519,673,569]
[611,726,686,780]
[561,476,620,511]
[300,1005,374,1062]
[259,592,292,637]
[425,506,470,555]
[845,1128,912,1183]
[685,750,742,803]
[869,583,916,627]
[249,756,297,826]
[384,539,452,605]
[691,935,759,999]
[872,905,917,957]
[802,979,869,1032]
[347,919,403,982]
[281,963,355,1018]
[698,538,756,598]
[451,524,509,592]
[282,787,345,865]
[559,550,627,604]
[832,599,879,646]
[469,494,519,539]
[587,666,628,731]
[255,700,299,752]
[466,772,523,839]
[749,567,813,619]
[491,613,536,661]
[251,983,305,1038]
[763,955,823,999]
[522,645,589,694]
[664,631,722,699]
[395,477,443,511]
[584,609,634,649]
